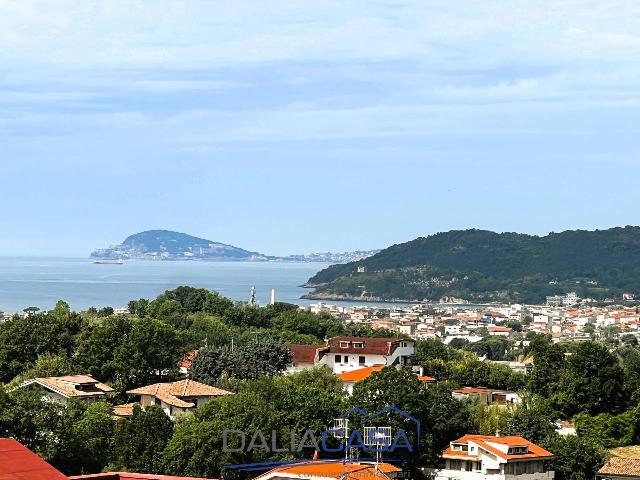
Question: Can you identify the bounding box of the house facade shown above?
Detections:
[287,337,415,375]
[432,434,554,480]
[316,337,415,374]
[122,379,232,419]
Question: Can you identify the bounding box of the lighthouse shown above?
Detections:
[270,288,276,305]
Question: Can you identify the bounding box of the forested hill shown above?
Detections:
[304,227,640,303]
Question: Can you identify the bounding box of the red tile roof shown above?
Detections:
[18,375,113,399]
[254,461,401,480]
[323,337,408,356]
[598,457,640,476]
[0,438,68,480]
[443,435,554,461]
[127,379,232,408]
[287,344,322,364]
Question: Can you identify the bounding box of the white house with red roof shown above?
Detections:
[287,337,415,375]
[316,336,415,374]
[287,344,323,373]
[433,434,554,480]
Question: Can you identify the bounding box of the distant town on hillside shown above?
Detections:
[90,230,379,264]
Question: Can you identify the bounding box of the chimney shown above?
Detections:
[495,428,501,437]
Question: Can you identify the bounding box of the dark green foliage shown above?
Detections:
[162,368,344,478]
[0,389,114,475]
[307,227,640,302]
[501,396,558,444]
[542,434,606,480]
[0,310,82,383]
[148,286,235,328]
[75,315,185,392]
[415,340,525,390]
[528,335,566,398]
[574,408,640,448]
[464,336,511,361]
[556,342,627,417]
[111,405,174,473]
[189,337,291,383]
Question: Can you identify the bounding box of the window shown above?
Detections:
[359,356,365,365]
[340,341,350,348]
[353,342,364,348]
[335,355,342,363]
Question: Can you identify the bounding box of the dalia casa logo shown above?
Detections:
[223,405,420,471]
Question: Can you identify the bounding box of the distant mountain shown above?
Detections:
[91,230,270,261]
[91,230,379,264]
[303,227,640,303]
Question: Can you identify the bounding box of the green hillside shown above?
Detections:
[304,227,640,303]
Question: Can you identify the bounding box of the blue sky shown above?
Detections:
[1,0,639,256]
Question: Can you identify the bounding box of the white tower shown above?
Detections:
[270,288,276,305]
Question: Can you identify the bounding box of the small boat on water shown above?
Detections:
[93,259,124,265]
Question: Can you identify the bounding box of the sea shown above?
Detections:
[0,257,411,313]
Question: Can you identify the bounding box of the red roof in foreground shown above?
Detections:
[70,474,216,480]
[0,438,217,480]
[0,438,67,480]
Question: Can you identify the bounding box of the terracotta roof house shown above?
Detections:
[15,375,113,404]
[432,434,554,480]
[253,461,402,480]
[598,447,640,480]
[316,337,415,374]
[123,379,232,419]
[598,457,640,479]
[287,344,323,373]
[0,436,217,480]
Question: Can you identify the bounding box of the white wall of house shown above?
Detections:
[319,353,388,374]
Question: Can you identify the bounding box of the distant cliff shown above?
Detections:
[91,230,379,263]
[303,227,640,303]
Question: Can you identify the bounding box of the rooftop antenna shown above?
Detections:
[364,426,392,472]
[331,418,350,464]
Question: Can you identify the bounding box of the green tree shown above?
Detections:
[556,341,627,417]
[189,337,291,383]
[111,405,174,473]
[0,312,81,382]
[502,396,558,444]
[528,335,566,398]
[76,315,185,392]
[162,367,344,478]
[542,434,606,480]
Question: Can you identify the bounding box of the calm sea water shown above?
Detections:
[0,257,408,313]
